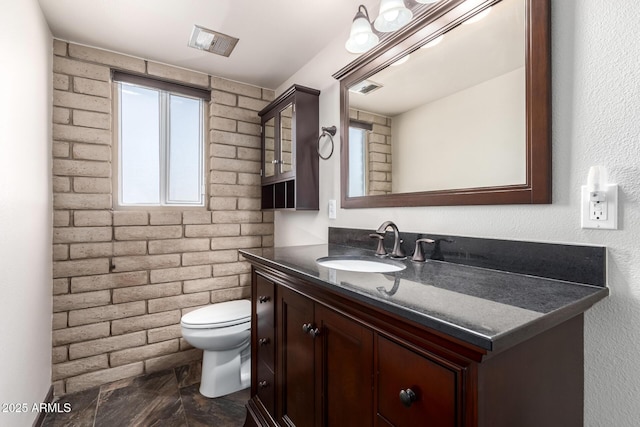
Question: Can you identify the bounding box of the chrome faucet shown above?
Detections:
[374,221,406,259]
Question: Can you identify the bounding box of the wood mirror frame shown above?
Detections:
[334,0,550,208]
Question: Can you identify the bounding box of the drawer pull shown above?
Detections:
[259,380,269,389]
[399,388,417,408]
[258,295,270,303]
[258,337,270,346]
[302,323,313,333]
[309,327,322,338]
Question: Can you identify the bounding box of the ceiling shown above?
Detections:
[37,0,379,89]
[350,0,525,117]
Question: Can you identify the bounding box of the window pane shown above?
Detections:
[120,83,160,204]
[348,127,366,197]
[168,94,202,203]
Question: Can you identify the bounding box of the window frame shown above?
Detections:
[348,120,373,198]
[112,73,210,209]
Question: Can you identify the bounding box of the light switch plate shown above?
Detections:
[328,199,337,220]
[581,184,618,229]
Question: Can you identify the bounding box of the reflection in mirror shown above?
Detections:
[348,113,392,196]
[280,104,293,174]
[336,0,551,208]
[264,117,275,178]
[347,0,525,197]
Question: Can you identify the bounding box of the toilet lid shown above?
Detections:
[181,299,251,329]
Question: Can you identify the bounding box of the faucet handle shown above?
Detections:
[369,233,387,257]
[411,238,435,262]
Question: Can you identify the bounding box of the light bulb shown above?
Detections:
[355,33,369,45]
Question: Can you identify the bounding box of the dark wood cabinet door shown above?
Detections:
[376,336,457,427]
[256,274,275,370]
[279,286,315,427]
[316,305,374,427]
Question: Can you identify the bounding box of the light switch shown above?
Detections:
[328,199,337,220]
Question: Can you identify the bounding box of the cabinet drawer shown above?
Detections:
[256,274,275,325]
[256,361,275,417]
[377,336,457,427]
[256,317,275,370]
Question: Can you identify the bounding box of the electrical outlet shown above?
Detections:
[581,185,618,229]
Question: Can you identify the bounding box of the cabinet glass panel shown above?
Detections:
[280,103,293,174]
[264,117,276,178]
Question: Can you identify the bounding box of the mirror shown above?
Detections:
[280,104,293,174]
[335,0,550,208]
[264,117,275,178]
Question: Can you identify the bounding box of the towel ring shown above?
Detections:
[317,126,336,160]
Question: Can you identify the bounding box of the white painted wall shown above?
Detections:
[276,0,640,425]
[392,67,526,192]
[0,1,53,425]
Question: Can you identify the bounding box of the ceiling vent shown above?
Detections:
[188,25,239,57]
[349,79,383,95]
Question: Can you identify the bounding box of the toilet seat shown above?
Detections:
[181,299,251,329]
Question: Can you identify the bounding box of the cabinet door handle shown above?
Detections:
[259,380,269,389]
[258,337,270,346]
[399,388,417,408]
[309,327,322,338]
[302,323,312,333]
[258,295,270,303]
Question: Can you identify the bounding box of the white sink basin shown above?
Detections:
[316,256,406,273]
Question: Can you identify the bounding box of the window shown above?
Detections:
[348,125,369,197]
[115,73,208,207]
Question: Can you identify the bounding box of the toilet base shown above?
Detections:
[199,343,251,398]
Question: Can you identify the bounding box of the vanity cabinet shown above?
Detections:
[278,286,374,427]
[259,84,320,210]
[376,336,458,427]
[245,263,585,427]
[254,275,276,416]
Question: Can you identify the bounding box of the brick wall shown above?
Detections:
[349,108,393,195]
[51,40,274,395]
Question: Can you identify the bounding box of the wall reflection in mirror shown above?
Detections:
[346,0,526,197]
[264,103,293,177]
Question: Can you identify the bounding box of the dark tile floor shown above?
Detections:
[42,361,249,427]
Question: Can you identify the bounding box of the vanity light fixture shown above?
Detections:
[345,5,380,54]
[188,25,239,57]
[374,0,413,33]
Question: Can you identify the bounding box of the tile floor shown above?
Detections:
[42,361,249,427]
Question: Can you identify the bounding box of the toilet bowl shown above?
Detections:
[181,299,251,398]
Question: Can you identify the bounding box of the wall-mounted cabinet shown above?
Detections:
[259,85,320,210]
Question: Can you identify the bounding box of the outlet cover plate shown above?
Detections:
[581,184,618,229]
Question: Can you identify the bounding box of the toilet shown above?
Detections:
[180,299,251,398]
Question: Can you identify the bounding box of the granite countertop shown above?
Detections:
[240,244,609,352]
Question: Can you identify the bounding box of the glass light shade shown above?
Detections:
[345,14,379,53]
[374,0,413,32]
[414,0,440,3]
